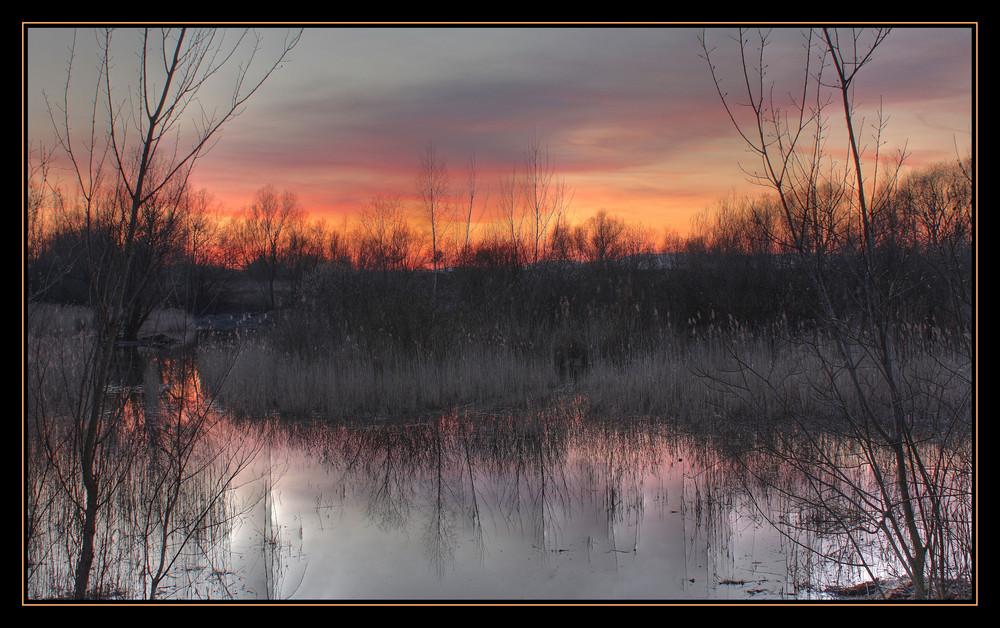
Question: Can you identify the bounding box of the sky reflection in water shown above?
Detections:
[219,410,853,601]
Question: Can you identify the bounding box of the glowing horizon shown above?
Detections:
[25,25,974,238]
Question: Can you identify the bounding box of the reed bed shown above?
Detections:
[197,313,949,426]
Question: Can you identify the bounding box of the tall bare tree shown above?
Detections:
[521,131,571,264]
[457,152,487,264]
[37,26,301,599]
[700,27,972,599]
[495,166,525,265]
[415,141,453,295]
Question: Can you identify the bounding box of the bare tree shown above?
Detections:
[457,152,488,264]
[895,159,973,359]
[322,218,353,269]
[103,172,189,342]
[173,187,226,315]
[26,142,74,302]
[415,141,453,294]
[547,217,579,262]
[37,26,301,599]
[700,27,972,599]
[229,184,305,310]
[581,209,628,264]
[521,131,571,264]
[285,217,335,300]
[355,192,416,272]
[495,166,525,265]
[26,143,56,276]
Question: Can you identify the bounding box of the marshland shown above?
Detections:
[24,26,974,603]
[25,179,974,600]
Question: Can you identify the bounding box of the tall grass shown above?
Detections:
[195,313,842,424]
[203,337,558,419]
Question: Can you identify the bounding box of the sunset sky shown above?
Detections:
[24,24,975,237]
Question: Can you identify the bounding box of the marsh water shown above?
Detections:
[224,416,832,601]
[28,346,933,601]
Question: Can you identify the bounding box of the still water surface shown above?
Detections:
[29,349,904,601]
[213,410,870,600]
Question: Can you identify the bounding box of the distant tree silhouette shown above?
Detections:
[229,184,305,310]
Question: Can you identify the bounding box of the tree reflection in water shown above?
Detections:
[238,400,967,600]
[26,345,273,600]
[26,351,971,600]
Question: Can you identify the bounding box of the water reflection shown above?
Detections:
[26,344,272,600]
[26,349,969,601]
[223,408,862,600]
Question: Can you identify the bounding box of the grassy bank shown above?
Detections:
[198,310,971,431]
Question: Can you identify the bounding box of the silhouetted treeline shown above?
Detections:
[27,158,972,356]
